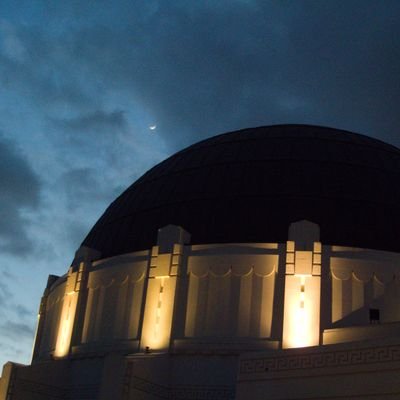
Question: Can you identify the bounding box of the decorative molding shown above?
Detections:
[188,255,278,278]
[13,377,99,399]
[12,378,65,399]
[172,385,234,400]
[130,376,169,399]
[173,338,279,352]
[123,362,234,400]
[68,384,99,399]
[330,257,400,283]
[239,344,400,375]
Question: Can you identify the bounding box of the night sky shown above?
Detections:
[1,0,400,368]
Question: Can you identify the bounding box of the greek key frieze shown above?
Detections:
[240,345,400,375]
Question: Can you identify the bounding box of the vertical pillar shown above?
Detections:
[270,243,287,343]
[69,246,101,350]
[282,220,322,348]
[0,362,18,400]
[140,225,190,351]
[54,246,100,358]
[319,246,332,340]
[31,275,59,362]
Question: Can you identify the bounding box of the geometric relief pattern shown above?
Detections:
[239,344,400,375]
[123,362,235,400]
[185,263,275,338]
[83,267,145,343]
[13,378,65,399]
[172,386,235,400]
[12,378,99,400]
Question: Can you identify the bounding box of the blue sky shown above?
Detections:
[1,0,400,367]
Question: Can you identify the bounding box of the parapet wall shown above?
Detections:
[32,223,400,362]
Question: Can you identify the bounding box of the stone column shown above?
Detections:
[282,220,322,348]
[54,246,100,358]
[31,274,59,363]
[140,225,190,351]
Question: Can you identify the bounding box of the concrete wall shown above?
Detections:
[32,226,400,362]
[6,223,400,400]
[237,338,400,399]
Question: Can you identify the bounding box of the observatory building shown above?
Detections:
[2,124,400,399]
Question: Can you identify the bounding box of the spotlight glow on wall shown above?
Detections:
[54,293,78,358]
[282,242,321,349]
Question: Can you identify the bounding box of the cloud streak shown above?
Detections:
[50,109,127,135]
[0,135,41,255]
[0,320,34,340]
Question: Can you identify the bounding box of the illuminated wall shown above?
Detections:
[185,250,278,338]
[327,247,400,337]
[32,221,400,363]
[38,278,66,357]
[140,240,185,351]
[282,224,322,349]
[81,257,147,343]
[54,267,80,358]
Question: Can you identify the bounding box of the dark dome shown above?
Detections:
[82,124,400,257]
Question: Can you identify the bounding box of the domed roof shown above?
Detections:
[82,124,400,257]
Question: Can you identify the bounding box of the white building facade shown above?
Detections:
[2,125,400,399]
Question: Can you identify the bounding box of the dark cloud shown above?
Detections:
[130,0,400,148]
[1,1,400,252]
[14,304,33,319]
[1,0,400,369]
[60,168,120,222]
[0,281,12,307]
[0,45,91,111]
[29,1,400,149]
[62,168,96,198]
[1,268,14,280]
[0,320,34,340]
[50,109,127,135]
[0,270,33,321]
[3,1,400,153]
[0,271,14,320]
[60,168,127,249]
[64,220,92,251]
[0,136,41,255]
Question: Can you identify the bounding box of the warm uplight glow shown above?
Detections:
[292,276,308,347]
[141,275,177,351]
[283,274,321,348]
[54,292,78,358]
[282,240,321,349]
[154,277,165,340]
